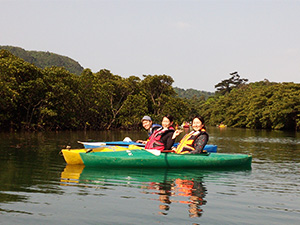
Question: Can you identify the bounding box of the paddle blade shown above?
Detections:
[144,149,161,156]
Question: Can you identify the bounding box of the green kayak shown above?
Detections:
[79,149,252,169]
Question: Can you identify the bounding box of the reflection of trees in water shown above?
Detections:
[146,178,207,217]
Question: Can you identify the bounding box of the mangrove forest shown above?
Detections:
[1,49,300,131]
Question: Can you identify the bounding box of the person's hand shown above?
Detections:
[172,129,183,139]
[137,140,147,144]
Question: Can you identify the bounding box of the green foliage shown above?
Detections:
[0,51,189,130]
[118,94,148,128]
[0,46,84,75]
[76,69,112,129]
[160,97,190,126]
[215,71,248,95]
[0,50,45,129]
[1,48,299,131]
[174,87,214,100]
[141,74,175,115]
[200,80,300,130]
[41,67,79,129]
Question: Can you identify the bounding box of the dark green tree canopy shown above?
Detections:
[215,72,248,95]
[173,87,213,100]
[1,49,299,131]
[200,80,300,130]
[0,45,84,75]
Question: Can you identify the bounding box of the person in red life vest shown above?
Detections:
[145,114,175,151]
[172,115,209,154]
[136,115,162,144]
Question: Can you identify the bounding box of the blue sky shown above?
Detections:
[1,0,300,92]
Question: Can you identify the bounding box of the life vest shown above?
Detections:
[175,129,207,154]
[148,124,162,137]
[145,127,174,151]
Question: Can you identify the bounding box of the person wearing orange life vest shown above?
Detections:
[172,115,209,154]
[145,114,175,151]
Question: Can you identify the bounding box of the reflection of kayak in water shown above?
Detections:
[60,164,251,186]
[60,166,209,217]
[60,165,251,218]
[61,165,202,185]
[60,165,194,186]
[60,164,85,185]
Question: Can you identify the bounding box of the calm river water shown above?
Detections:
[0,127,299,224]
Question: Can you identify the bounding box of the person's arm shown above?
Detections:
[161,132,175,150]
[189,134,208,154]
[136,140,147,144]
[172,129,183,139]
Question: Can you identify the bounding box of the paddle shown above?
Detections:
[85,146,117,153]
[144,148,161,156]
[78,141,106,146]
[86,147,161,156]
[78,140,145,147]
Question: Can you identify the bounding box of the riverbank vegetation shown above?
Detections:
[1,49,300,131]
[201,76,300,130]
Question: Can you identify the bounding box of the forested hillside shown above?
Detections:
[174,87,214,100]
[0,49,193,131]
[0,46,84,75]
[1,48,300,131]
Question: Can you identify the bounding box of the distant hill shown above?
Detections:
[0,45,84,75]
[174,87,214,99]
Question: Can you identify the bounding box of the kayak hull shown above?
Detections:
[61,145,138,164]
[79,150,252,169]
[62,149,86,164]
